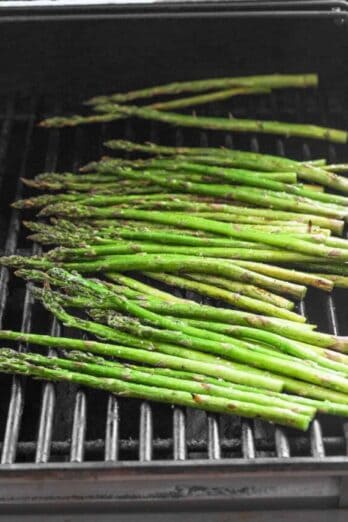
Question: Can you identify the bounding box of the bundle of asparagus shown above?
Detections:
[2,73,348,432]
[38,73,348,144]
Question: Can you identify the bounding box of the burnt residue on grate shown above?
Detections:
[0,89,348,465]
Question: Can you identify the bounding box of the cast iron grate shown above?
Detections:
[0,88,348,465]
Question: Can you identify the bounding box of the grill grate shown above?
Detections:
[0,89,348,467]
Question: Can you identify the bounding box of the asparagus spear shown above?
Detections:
[39,186,347,219]
[180,320,348,377]
[39,86,271,128]
[94,104,348,143]
[69,350,348,416]
[102,310,348,393]
[0,351,311,430]
[131,300,348,349]
[102,140,347,190]
[86,74,318,105]
[106,271,295,311]
[36,284,346,398]
[43,208,348,259]
[323,164,348,172]
[14,192,193,210]
[291,263,348,278]
[149,160,348,203]
[183,273,296,309]
[30,278,329,348]
[95,86,270,112]
[32,270,348,394]
[0,327,283,391]
[2,348,315,416]
[46,243,330,266]
[0,254,308,305]
[141,271,301,319]
[233,261,334,291]
[16,268,335,348]
[33,283,302,379]
[103,308,338,371]
[313,274,348,289]
[104,139,305,171]
[72,165,348,219]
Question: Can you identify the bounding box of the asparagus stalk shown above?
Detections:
[133,159,348,203]
[314,274,348,289]
[184,274,294,310]
[23,211,343,241]
[73,165,348,219]
[181,320,348,377]
[31,280,325,346]
[33,282,303,376]
[291,263,348,278]
[182,315,348,352]
[26,223,268,250]
[233,261,334,291]
[102,288,346,353]
[39,86,271,128]
[33,270,348,394]
[141,271,300,318]
[95,86,270,112]
[131,300,348,349]
[104,139,304,171]
[67,351,348,417]
[47,209,348,259]
[13,192,185,210]
[0,327,283,391]
[94,104,348,143]
[39,186,347,219]
[104,146,330,179]
[106,271,298,314]
[323,164,348,172]
[0,351,311,430]
[14,268,327,344]
[106,273,182,302]
[183,273,295,309]
[46,243,330,266]
[0,254,308,305]
[103,310,348,393]
[3,348,315,416]
[86,74,318,105]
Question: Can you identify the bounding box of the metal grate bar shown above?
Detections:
[70,390,87,462]
[310,419,326,458]
[301,138,327,459]
[139,402,153,462]
[207,414,221,460]
[247,128,278,456]
[34,116,61,464]
[104,395,119,462]
[98,122,121,464]
[275,427,291,458]
[241,421,256,459]
[69,126,88,463]
[35,319,60,463]
[1,289,36,464]
[173,407,186,460]
[298,255,326,458]
[1,98,37,464]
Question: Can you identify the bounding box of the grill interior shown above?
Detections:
[0,86,348,466]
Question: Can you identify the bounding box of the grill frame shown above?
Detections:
[1,4,348,515]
